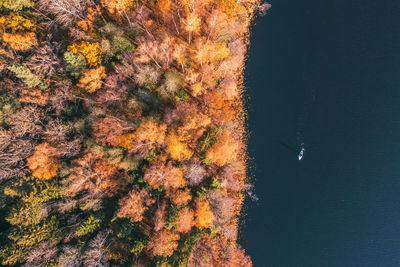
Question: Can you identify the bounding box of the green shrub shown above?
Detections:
[8,65,47,90]
[165,205,179,230]
[210,176,221,190]
[198,127,221,153]
[131,240,147,257]
[64,51,87,78]
[168,228,205,266]
[0,91,20,125]
[175,87,188,102]
[116,219,135,239]
[111,36,134,59]
[146,148,159,161]
[0,0,33,11]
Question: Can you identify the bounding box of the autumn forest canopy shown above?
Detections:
[0,0,267,266]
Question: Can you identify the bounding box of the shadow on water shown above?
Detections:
[279,140,298,156]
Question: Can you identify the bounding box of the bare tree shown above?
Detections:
[48,80,73,116]
[26,44,62,77]
[255,2,271,16]
[38,0,93,27]
[58,246,80,267]
[0,131,34,181]
[82,230,112,267]
[184,160,208,186]
[7,106,44,138]
[206,189,237,224]
[24,241,58,267]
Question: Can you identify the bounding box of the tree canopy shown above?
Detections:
[0,0,263,265]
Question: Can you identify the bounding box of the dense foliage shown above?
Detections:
[0,0,269,266]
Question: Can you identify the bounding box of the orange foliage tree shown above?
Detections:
[205,129,240,166]
[135,120,167,146]
[26,143,61,180]
[67,150,126,197]
[92,116,132,146]
[194,198,214,229]
[176,207,195,233]
[117,120,166,158]
[168,188,192,206]
[18,89,48,106]
[228,247,253,267]
[3,32,37,51]
[144,162,187,191]
[147,230,180,257]
[77,6,101,32]
[165,131,193,161]
[117,185,155,222]
[101,0,135,20]
[77,66,106,93]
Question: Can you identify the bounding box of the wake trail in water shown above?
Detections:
[296,86,317,152]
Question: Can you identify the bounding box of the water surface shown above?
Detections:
[244,0,400,266]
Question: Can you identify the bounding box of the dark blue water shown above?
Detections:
[244,0,400,266]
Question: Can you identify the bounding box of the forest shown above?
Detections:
[0,0,268,266]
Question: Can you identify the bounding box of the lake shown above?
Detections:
[244,0,400,266]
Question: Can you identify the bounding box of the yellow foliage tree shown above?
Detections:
[78,66,106,93]
[216,0,244,19]
[190,82,206,96]
[0,12,35,31]
[0,13,37,51]
[26,143,61,180]
[192,37,230,66]
[68,41,102,66]
[116,132,136,150]
[172,41,189,71]
[181,12,201,44]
